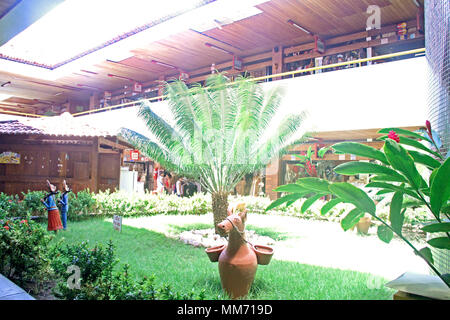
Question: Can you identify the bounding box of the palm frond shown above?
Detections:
[120,73,309,194]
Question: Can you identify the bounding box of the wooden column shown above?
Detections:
[90,137,99,193]
[89,93,99,110]
[157,75,165,101]
[265,158,281,200]
[272,45,283,80]
[58,151,67,178]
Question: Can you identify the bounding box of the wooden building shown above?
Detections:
[264,126,424,200]
[0,0,425,116]
[0,113,133,195]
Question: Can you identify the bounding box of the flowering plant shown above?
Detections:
[292,145,330,177]
[267,123,450,287]
[0,219,53,290]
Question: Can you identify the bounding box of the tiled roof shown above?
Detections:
[0,112,118,137]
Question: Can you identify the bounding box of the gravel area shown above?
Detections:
[172,228,275,248]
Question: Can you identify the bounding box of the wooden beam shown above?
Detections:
[98,137,128,150]
[98,147,120,154]
[272,45,283,80]
[90,137,99,192]
[0,143,93,153]
[0,175,90,184]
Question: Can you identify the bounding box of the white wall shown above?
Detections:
[65,57,430,140]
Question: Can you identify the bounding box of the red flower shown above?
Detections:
[3,226,9,230]
[20,220,28,225]
[306,161,317,177]
[426,120,432,135]
[388,130,400,143]
[425,120,435,143]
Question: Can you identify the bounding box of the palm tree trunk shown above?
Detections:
[212,191,229,236]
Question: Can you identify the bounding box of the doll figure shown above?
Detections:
[41,180,63,233]
[58,180,71,230]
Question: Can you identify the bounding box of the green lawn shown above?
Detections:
[51,218,394,300]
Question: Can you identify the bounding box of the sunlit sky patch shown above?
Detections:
[0,0,206,66]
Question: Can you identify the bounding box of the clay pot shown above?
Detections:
[218,243,258,299]
[205,245,226,262]
[356,216,372,234]
[252,244,274,265]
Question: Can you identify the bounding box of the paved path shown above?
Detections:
[0,274,34,300]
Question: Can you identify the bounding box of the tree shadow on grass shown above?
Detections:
[168,222,291,242]
[246,225,290,241]
[169,223,212,233]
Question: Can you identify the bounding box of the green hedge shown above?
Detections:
[0,189,429,225]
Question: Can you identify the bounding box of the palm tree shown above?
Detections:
[120,74,307,235]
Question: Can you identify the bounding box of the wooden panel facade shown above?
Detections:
[0,135,123,195]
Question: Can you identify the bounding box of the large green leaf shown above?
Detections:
[422,222,450,233]
[427,237,450,250]
[334,162,407,182]
[378,127,432,143]
[371,174,409,183]
[365,182,421,201]
[341,208,364,231]
[377,189,394,195]
[293,154,308,161]
[318,146,331,158]
[377,225,394,243]
[430,157,450,217]
[297,177,330,193]
[383,139,425,190]
[389,192,404,235]
[328,183,376,215]
[379,135,442,160]
[265,193,303,211]
[408,150,441,170]
[429,168,438,188]
[418,247,434,264]
[401,198,424,209]
[321,198,344,215]
[442,203,450,214]
[274,184,307,193]
[301,193,327,213]
[332,142,388,165]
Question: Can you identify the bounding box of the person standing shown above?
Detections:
[153,167,159,191]
[157,170,165,193]
[58,180,71,230]
[41,180,63,233]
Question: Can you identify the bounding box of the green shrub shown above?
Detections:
[50,240,205,300]
[21,190,46,216]
[0,193,21,218]
[0,219,53,290]
[0,189,429,226]
[93,190,209,217]
[68,190,97,221]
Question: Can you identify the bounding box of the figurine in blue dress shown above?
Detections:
[41,180,63,233]
[58,180,71,230]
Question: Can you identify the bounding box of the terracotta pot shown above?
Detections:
[205,244,226,262]
[356,216,372,234]
[252,244,274,265]
[218,243,258,299]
